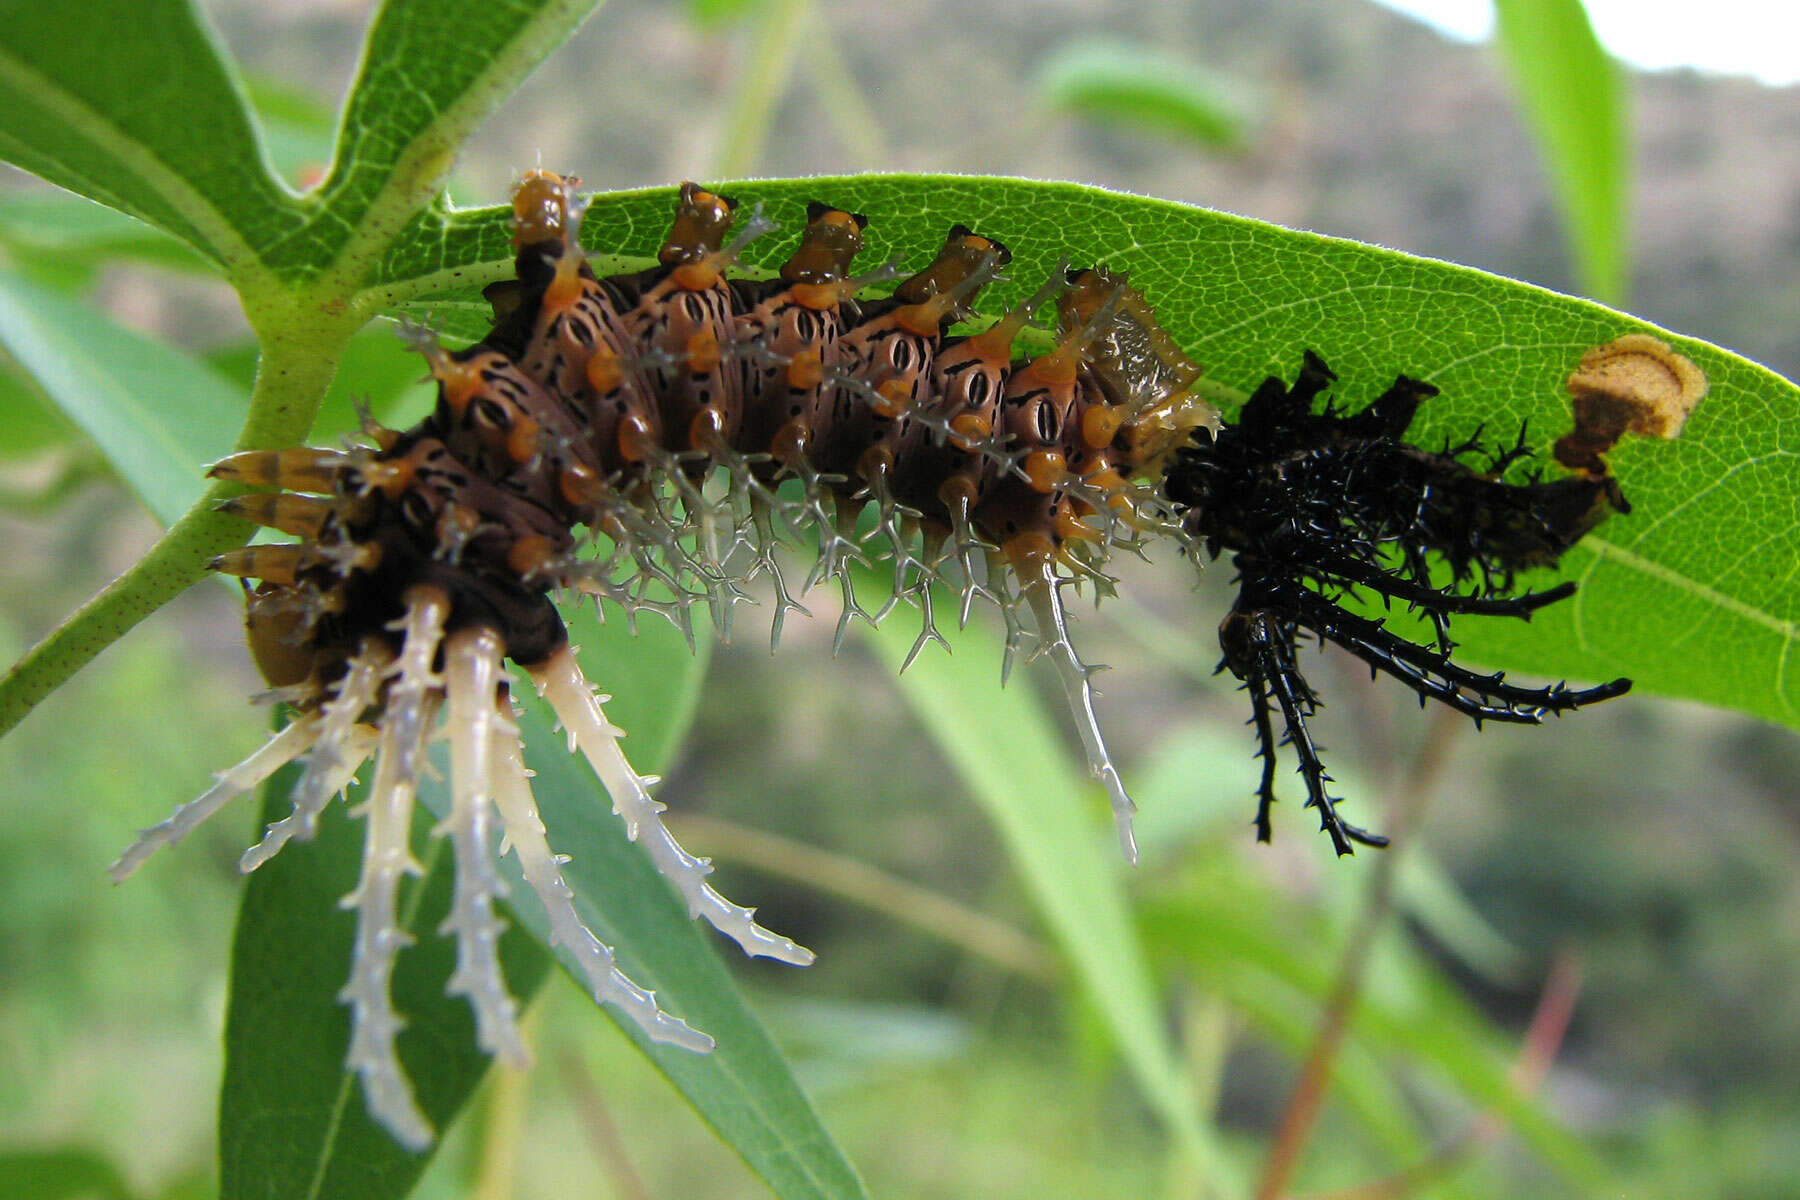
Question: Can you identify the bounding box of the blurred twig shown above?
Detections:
[706,0,810,179]
[1297,948,1584,1200]
[558,1042,654,1200]
[667,811,1059,980]
[471,1002,539,1200]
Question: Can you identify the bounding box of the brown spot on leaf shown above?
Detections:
[1555,333,1707,472]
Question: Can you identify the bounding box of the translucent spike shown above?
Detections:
[530,647,815,966]
[382,587,451,786]
[747,494,809,651]
[1018,555,1140,865]
[987,556,1032,685]
[338,694,433,1152]
[237,725,376,873]
[487,711,713,1052]
[241,645,389,869]
[441,629,527,1067]
[110,718,321,882]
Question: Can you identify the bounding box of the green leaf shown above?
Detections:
[1035,38,1248,150]
[0,1147,135,1200]
[0,269,241,524]
[867,621,1232,1183]
[0,193,211,275]
[494,609,868,1200]
[0,0,296,271]
[217,752,554,1200]
[1493,0,1630,303]
[380,174,1798,724]
[220,602,863,1199]
[267,0,607,280]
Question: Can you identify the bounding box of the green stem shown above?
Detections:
[707,0,811,179]
[0,300,354,737]
[797,7,886,165]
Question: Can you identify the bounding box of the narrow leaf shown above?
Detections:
[868,621,1229,1179]
[1035,38,1249,150]
[0,1148,135,1200]
[271,0,608,278]
[1492,0,1630,303]
[0,269,240,524]
[0,0,297,269]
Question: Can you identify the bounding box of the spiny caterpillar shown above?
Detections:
[111,170,1629,1149]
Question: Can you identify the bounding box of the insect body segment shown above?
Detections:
[130,171,1221,1148]
[121,172,1629,1151]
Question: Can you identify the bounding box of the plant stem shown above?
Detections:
[667,811,1059,980]
[707,0,811,179]
[0,299,353,738]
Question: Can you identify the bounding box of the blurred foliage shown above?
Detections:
[1492,0,1630,304]
[3,1,1798,1198]
[1034,37,1251,150]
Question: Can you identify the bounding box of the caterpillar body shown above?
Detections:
[111,170,1629,1149]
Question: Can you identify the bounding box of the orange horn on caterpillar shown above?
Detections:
[119,169,1633,1150]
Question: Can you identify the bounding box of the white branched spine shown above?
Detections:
[1020,557,1141,865]
[487,712,713,1052]
[109,718,322,882]
[441,628,528,1067]
[240,648,386,870]
[338,654,433,1153]
[531,646,816,967]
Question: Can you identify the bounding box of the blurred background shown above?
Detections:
[3,1,1799,1197]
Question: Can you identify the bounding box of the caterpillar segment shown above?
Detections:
[120,170,1219,1149]
[121,169,1636,1150]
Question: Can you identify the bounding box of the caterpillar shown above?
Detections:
[109,170,1630,1149]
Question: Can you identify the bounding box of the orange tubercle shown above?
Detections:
[785,348,825,391]
[616,414,656,463]
[559,462,604,507]
[684,329,722,375]
[1081,404,1124,450]
[770,419,811,467]
[1023,450,1069,493]
[506,534,558,578]
[688,407,726,451]
[1055,506,1102,546]
[873,379,913,419]
[670,262,721,291]
[505,414,542,464]
[586,346,622,395]
[949,413,991,451]
[542,256,585,313]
